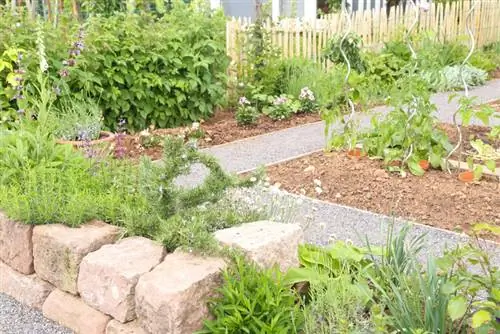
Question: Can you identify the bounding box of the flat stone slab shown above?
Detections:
[78,237,166,323]
[43,289,111,334]
[0,212,34,274]
[0,261,54,310]
[105,320,146,334]
[214,221,303,271]
[135,252,226,334]
[33,221,122,294]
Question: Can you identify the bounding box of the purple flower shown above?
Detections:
[238,96,250,106]
[17,109,25,114]
[273,96,288,105]
[59,69,69,77]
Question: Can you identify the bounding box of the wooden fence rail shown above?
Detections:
[227,0,500,71]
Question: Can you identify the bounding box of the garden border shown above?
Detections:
[0,214,303,334]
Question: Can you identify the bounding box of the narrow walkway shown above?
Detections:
[204,79,500,173]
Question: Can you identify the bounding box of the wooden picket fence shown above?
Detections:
[226,0,500,71]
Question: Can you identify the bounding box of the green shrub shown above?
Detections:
[68,7,228,132]
[199,256,304,334]
[422,64,488,92]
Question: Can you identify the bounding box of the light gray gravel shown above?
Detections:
[230,186,499,266]
[1,79,499,333]
[0,293,72,334]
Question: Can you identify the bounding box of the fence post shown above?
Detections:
[304,0,317,19]
[272,0,280,21]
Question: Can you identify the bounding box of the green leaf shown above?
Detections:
[429,151,442,168]
[408,161,425,176]
[471,310,492,328]
[485,160,496,172]
[475,111,491,126]
[447,296,467,321]
[441,282,456,295]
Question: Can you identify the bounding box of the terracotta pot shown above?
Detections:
[458,171,474,182]
[419,160,430,171]
[346,148,365,158]
[56,131,115,157]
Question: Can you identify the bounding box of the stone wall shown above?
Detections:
[0,213,303,334]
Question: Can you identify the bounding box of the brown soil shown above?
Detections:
[266,151,500,242]
[119,110,321,160]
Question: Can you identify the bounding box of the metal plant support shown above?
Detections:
[445,1,477,173]
[339,0,356,149]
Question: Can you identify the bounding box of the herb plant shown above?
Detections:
[322,32,364,73]
[199,255,304,334]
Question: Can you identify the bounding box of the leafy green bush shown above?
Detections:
[68,6,228,132]
[199,256,304,334]
[361,74,452,175]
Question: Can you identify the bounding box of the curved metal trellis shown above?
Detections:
[445,1,477,173]
[338,0,357,149]
[401,0,421,165]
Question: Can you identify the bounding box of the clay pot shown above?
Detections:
[346,148,365,158]
[458,171,474,182]
[419,160,430,171]
[56,131,115,156]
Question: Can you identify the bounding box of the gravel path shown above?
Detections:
[0,293,72,334]
[1,79,499,333]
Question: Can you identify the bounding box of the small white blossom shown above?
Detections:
[313,179,322,187]
[315,186,323,195]
[191,122,200,130]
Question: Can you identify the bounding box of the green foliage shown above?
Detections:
[322,32,364,73]
[235,96,260,125]
[422,65,488,92]
[362,74,453,175]
[69,7,228,132]
[50,97,102,141]
[199,256,304,334]
[264,95,300,121]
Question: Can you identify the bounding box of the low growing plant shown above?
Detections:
[264,95,300,121]
[199,255,304,334]
[235,96,259,126]
[298,87,317,113]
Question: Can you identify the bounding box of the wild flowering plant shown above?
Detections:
[235,96,259,126]
[264,95,300,121]
[298,87,317,113]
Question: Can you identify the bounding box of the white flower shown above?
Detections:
[39,58,48,73]
[249,177,257,183]
[315,186,323,195]
[313,179,322,187]
[191,122,200,130]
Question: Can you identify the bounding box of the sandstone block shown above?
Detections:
[135,252,226,334]
[78,237,165,323]
[0,212,34,274]
[214,221,303,271]
[105,320,147,334]
[43,289,111,334]
[33,221,122,294]
[0,261,53,309]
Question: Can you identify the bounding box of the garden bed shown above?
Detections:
[266,150,500,241]
[120,111,320,161]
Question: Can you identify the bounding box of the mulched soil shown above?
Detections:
[266,151,500,242]
[120,110,321,160]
